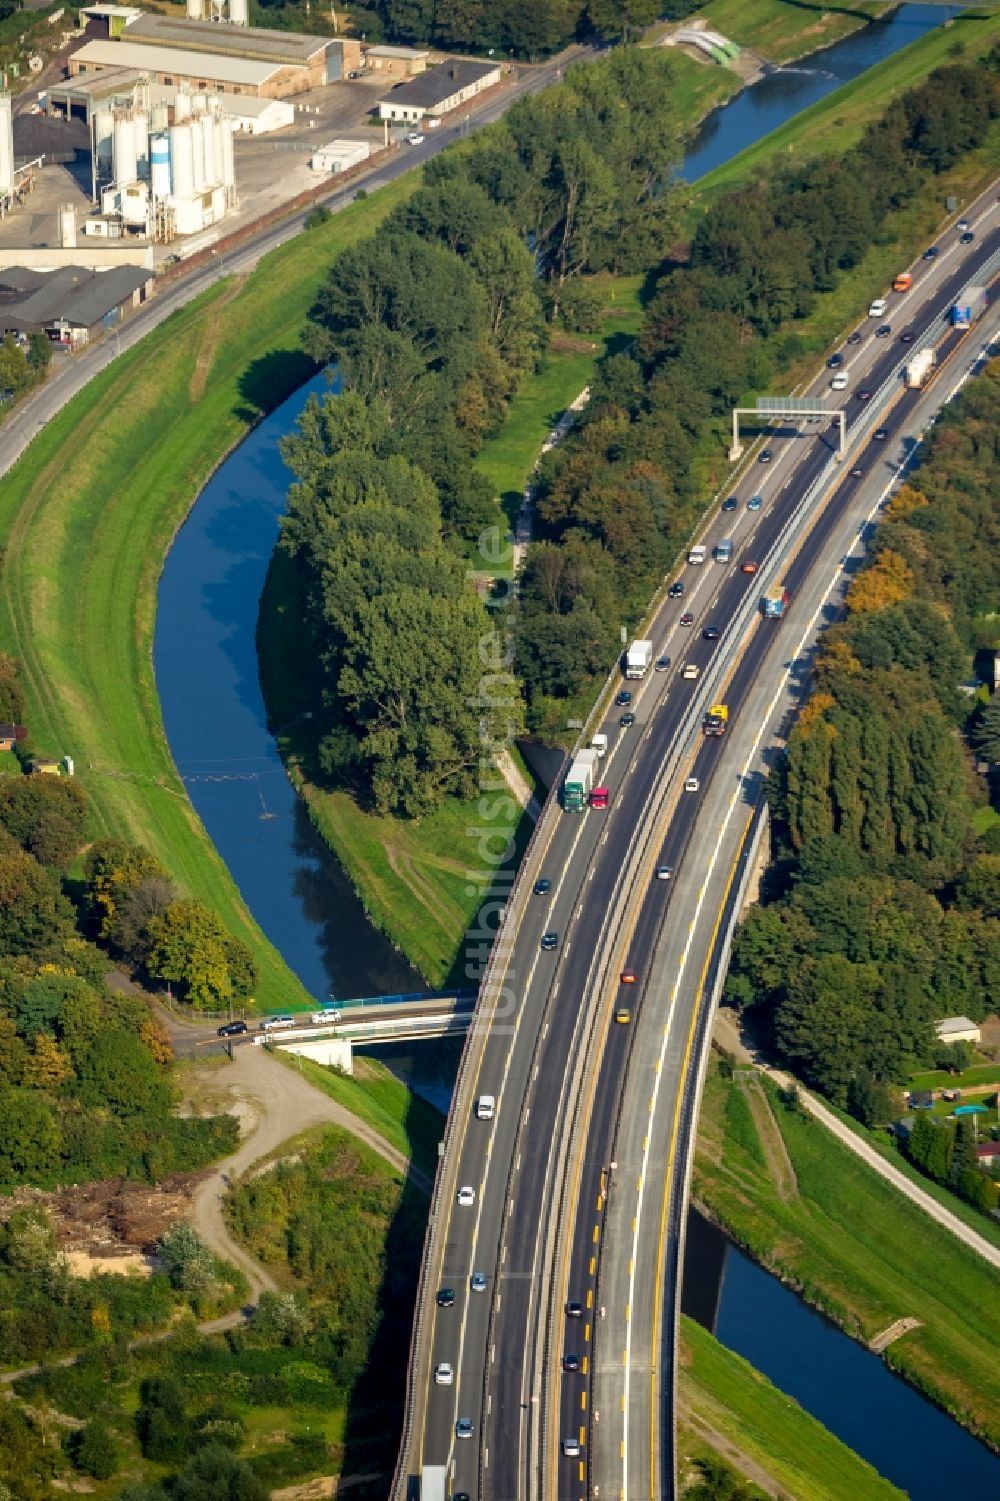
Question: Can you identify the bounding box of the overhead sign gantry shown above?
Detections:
[730,395,846,462]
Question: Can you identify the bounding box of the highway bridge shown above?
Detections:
[395,188,1000,1501]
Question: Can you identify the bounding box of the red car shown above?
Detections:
[620,968,637,985]
[680,611,694,627]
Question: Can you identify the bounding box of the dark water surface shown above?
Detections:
[154,371,422,1007]
[684,1210,1000,1497]
[682,5,960,180]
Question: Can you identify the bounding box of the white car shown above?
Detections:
[681,664,699,681]
[434,1363,453,1385]
[406,131,423,146]
[457,1186,476,1207]
[830,373,849,391]
[475,1095,495,1121]
[562,1437,581,1457]
[684,777,700,793]
[868,297,887,318]
[259,1015,296,1031]
[311,1008,341,1025]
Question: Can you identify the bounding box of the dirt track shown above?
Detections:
[186,1046,424,1301]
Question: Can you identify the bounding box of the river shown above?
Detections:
[683,1210,1000,1496]
[152,2,992,1485]
[681,4,961,181]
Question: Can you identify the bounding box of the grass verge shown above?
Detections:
[273,1050,444,1184]
[694,1066,1000,1446]
[677,1316,906,1501]
[0,179,414,1013]
[688,0,887,66]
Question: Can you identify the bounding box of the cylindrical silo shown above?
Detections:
[94,107,114,177]
[150,133,170,197]
[212,118,226,185]
[229,0,248,24]
[221,122,235,190]
[168,122,194,199]
[211,183,226,221]
[190,117,206,193]
[150,101,169,133]
[134,110,149,178]
[113,114,137,185]
[192,91,207,117]
[201,113,216,186]
[173,89,192,123]
[186,0,203,17]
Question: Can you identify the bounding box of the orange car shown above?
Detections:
[741,559,759,575]
[621,968,637,985]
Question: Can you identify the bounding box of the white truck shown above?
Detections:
[904,348,936,389]
[421,1467,448,1501]
[591,732,608,758]
[688,543,707,565]
[625,639,653,679]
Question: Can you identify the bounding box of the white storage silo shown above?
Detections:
[150,102,169,134]
[210,183,226,222]
[229,0,248,24]
[192,91,207,117]
[113,114,138,186]
[202,114,216,186]
[94,107,114,177]
[150,134,170,197]
[221,121,235,190]
[186,0,203,17]
[212,118,226,185]
[168,123,195,200]
[174,89,192,123]
[134,111,149,178]
[190,116,206,193]
[0,94,12,199]
[121,181,148,227]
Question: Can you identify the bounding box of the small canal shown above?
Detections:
[682,1210,999,1496]
[152,4,996,1488]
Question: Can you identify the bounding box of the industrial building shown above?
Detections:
[363,45,428,77]
[44,71,294,136]
[309,138,370,174]
[0,262,153,346]
[69,13,360,98]
[376,59,500,124]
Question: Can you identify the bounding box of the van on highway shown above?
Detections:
[681,663,700,680]
[475,1095,495,1121]
[259,1014,296,1031]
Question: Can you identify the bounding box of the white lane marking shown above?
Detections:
[620,454,907,1497]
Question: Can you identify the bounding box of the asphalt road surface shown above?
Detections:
[402,187,1000,1501]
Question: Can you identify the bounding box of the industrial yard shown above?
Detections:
[0,5,495,328]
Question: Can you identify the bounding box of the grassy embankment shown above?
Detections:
[677,1316,906,1501]
[275,1051,444,1184]
[0,181,415,1013]
[693,1066,1000,1447]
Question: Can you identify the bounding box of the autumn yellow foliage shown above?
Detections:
[846,548,914,614]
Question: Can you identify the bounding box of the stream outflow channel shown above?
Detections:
[153,6,997,1492]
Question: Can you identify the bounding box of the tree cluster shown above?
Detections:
[725,360,1000,1147]
[291,49,685,805]
[0,758,242,1187]
[512,61,998,728]
[340,1,697,57]
[905,1113,998,1216]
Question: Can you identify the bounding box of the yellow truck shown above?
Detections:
[703,703,729,736]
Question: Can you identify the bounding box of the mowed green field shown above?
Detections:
[694,1068,1000,1447]
[0,181,414,1010]
[677,1317,905,1501]
[691,0,886,65]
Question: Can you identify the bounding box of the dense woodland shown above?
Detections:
[285,47,684,814]
[0,658,249,1188]
[251,0,698,53]
[726,363,1000,1214]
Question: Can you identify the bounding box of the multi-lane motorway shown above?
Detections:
[397,187,1000,1501]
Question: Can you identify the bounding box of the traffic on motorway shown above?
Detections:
[402,196,1000,1501]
